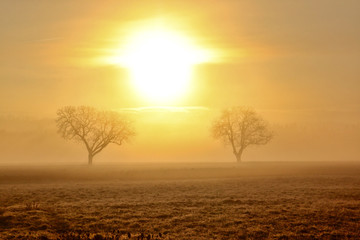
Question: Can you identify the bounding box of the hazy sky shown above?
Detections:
[0,1,359,163]
[1,0,359,113]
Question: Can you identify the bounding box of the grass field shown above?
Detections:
[1,162,360,239]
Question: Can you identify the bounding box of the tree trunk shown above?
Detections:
[235,149,244,163]
[235,154,242,163]
[88,153,93,165]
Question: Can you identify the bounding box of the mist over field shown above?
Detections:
[0,108,359,164]
[1,109,359,239]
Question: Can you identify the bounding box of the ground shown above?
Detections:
[1,162,360,239]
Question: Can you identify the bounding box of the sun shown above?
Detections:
[109,25,212,104]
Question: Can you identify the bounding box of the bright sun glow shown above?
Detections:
[108,25,212,104]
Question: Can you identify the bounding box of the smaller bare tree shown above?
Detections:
[212,106,273,162]
[56,106,135,165]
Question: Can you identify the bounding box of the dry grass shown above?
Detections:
[0,162,360,239]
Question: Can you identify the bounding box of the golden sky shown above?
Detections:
[0,0,359,162]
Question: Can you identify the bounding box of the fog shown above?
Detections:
[0,108,359,165]
[1,0,359,165]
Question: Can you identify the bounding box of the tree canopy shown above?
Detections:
[56,106,135,164]
[212,106,273,162]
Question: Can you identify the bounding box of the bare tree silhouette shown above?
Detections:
[212,106,273,162]
[56,106,135,165]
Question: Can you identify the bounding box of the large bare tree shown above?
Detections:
[212,106,273,162]
[56,106,135,165]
